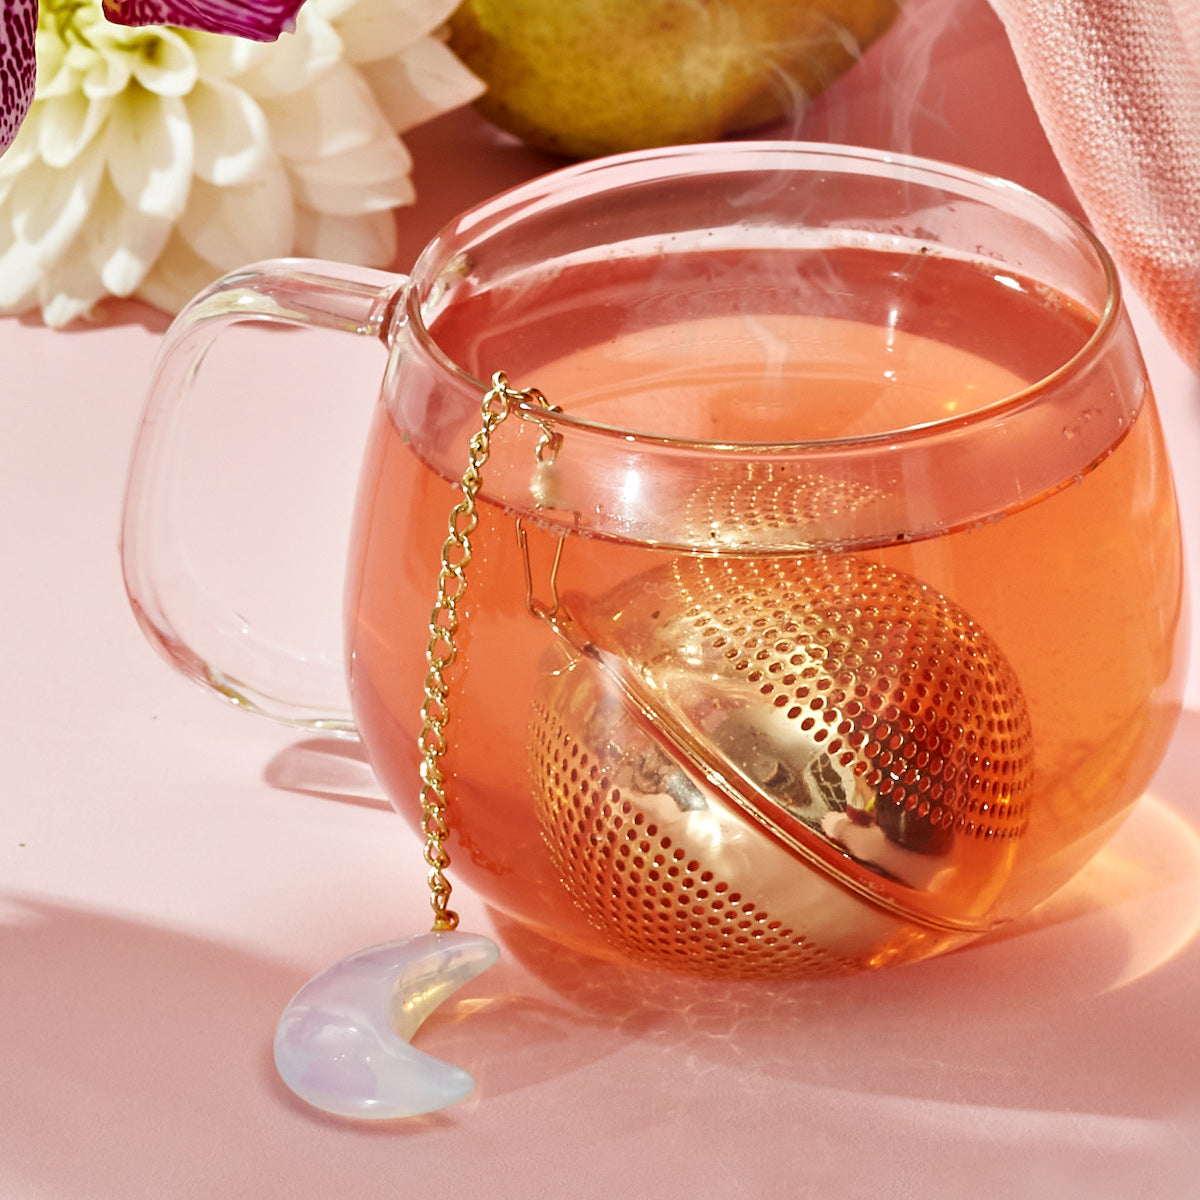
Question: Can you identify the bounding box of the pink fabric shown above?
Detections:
[990,0,1200,372]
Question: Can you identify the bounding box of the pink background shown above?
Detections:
[3,1,1199,1196]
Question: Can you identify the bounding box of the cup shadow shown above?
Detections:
[465,787,1199,1114]
[0,899,421,1198]
[5,705,1197,1199]
[264,736,390,811]
[265,714,1200,1123]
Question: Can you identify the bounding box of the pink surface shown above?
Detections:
[4,2,1200,1196]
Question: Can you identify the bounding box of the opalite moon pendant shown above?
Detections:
[274,931,499,1119]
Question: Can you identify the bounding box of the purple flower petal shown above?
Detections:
[0,0,38,155]
[102,1,309,42]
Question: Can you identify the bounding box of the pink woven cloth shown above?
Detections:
[990,0,1200,371]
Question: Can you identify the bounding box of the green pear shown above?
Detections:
[447,0,903,159]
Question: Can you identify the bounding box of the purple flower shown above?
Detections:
[102,1,306,40]
[1,1,38,153]
[1,0,308,154]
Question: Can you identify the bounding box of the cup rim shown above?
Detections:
[405,139,1122,453]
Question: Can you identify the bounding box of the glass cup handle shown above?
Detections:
[120,257,406,734]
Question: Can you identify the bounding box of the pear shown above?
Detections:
[446,0,903,159]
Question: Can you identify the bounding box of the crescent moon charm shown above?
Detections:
[273,930,500,1119]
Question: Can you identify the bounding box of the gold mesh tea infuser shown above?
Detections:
[530,554,1033,978]
[275,371,1033,1119]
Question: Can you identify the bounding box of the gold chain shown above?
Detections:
[417,370,559,931]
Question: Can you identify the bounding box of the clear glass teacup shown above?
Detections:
[123,142,1189,980]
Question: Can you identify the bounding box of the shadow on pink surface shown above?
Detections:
[0,900,480,1193]
[264,736,390,812]
[255,714,1200,1116]
[468,770,1200,1116]
[0,724,1196,1194]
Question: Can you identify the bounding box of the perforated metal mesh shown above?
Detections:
[528,553,1033,974]
[661,556,1033,853]
[529,666,874,978]
[682,470,881,549]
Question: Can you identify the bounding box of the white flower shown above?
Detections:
[0,0,483,326]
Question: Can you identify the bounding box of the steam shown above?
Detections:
[792,0,969,157]
[863,0,965,156]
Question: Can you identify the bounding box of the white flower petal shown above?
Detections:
[84,175,173,295]
[359,37,484,134]
[127,28,199,97]
[34,33,90,95]
[32,27,68,84]
[288,135,413,214]
[37,239,111,327]
[293,205,396,264]
[81,48,133,98]
[0,113,42,178]
[320,0,462,64]
[176,172,295,268]
[106,90,194,217]
[8,142,106,266]
[42,293,102,327]
[0,239,40,310]
[37,92,112,168]
[257,64,383,161]
[309,0,360,23]
[62,42,98,76]
[135,229,224,313]
[186,79,272,185]
[36,54,85,99]
[187,27,269,80]
[7,0,479,321]
[233,10,344,98]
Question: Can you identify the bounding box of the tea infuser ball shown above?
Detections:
[529,554,1034,976]
[530,657,910,977]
